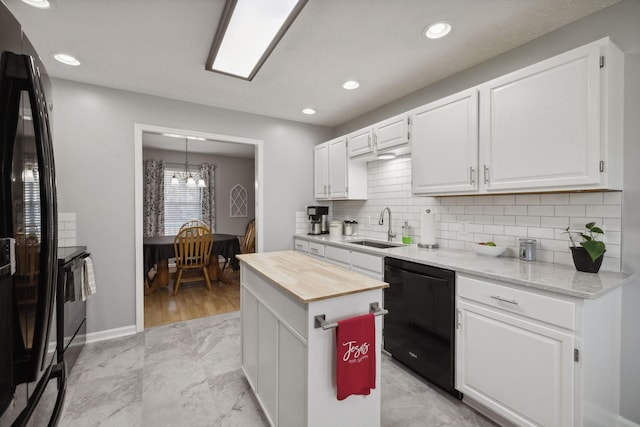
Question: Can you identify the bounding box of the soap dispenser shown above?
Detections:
[402,221,412,244]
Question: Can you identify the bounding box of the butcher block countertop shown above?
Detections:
[237,250,388,303]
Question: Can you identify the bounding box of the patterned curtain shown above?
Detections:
[143,160,164,237]
[200,163,216,232]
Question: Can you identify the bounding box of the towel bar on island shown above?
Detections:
[314,302,388,330]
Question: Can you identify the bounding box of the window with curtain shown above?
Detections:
[163,166,203,235]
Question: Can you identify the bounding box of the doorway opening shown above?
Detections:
[134,123,263,332]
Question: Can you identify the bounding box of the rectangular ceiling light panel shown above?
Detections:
[207,0,307,80]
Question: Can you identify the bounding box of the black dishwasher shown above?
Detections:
[384,257,461,399]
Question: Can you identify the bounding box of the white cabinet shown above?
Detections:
[411,89,479,194]
[293,238,309,253]
[313,143,329,199]
[314,137,367,200]
[456,273,623,427]
[410,37,623,196]
[308,242,325,259]
[347,128,374,158]
[478,37,623,192]
[325,245,349,268]
[348,114,411,160]
[373,113,410,154]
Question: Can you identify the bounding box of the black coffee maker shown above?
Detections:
[307,206,329,235]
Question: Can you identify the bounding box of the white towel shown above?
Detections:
[81,256,97,301]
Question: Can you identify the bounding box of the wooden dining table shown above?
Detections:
[143,233,241,295]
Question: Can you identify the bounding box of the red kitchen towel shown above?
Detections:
[336,313,376,400]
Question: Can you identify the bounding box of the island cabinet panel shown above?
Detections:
[241,287,259,388]
[257,305,279,425]
[239,252,385,427]
[278,324,307,426]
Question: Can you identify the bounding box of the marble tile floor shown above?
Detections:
[59,311,497,427]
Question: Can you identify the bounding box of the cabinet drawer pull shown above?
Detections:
[310,248,319,253]
[490,295,518,305]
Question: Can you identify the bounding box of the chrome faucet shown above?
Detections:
[379,207,396,242]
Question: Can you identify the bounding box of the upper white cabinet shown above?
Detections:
[410,37,623,196]
[412,89,479,194]
[347,128,374,158]
[373,113,411,153]
[314,137,367,200]
[479,37,623,192]
[347,113,411,160]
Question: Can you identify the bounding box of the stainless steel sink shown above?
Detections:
[347,240,403,249]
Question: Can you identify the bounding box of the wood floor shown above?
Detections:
[144,269,240,328]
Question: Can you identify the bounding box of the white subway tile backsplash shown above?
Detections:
[541,193,569,205]
[603,192,622,205]
[504,205,527,216]
[527,205,554,216]
[516,216,541,227]
[330,158,623,272]
[484,205,504,215]
[585,205,622,218]
[555,205,586,217]
[516,194,540,205]
[570,192,603,205]
[527,227,555,239]
[493,195,515,205]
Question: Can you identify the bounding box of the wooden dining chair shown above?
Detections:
[179,220,210,232]
[173,225,214,295]
[240,219,256,254]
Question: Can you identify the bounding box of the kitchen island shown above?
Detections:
[237,251,388,427]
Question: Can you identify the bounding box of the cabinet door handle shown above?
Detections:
[483,165,490,184]
[323,184,327,195]
[368,134,372,148]
[408,351,418,359]
[328,184,331,194]
[490,295,518,305]
[470,167,475,185]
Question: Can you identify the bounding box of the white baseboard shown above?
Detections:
[85,324,138,344]
[618,416,640,427]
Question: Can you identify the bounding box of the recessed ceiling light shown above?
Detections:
[21,0,50,9]
[52,53,80,66]
[207,0,308,80]
[424,21,452,39]
[342,80,360,90]
[302,108,316,115]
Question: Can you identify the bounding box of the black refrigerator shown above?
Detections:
[0,2,65,426]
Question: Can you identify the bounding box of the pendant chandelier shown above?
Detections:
[171,139,206,187]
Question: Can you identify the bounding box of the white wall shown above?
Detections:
[331,1,640,421]
[50,78,332,334]
[143,148,255,236]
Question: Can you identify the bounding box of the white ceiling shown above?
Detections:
[5,0,619,129]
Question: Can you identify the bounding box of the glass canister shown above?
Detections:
[519,238,537,261]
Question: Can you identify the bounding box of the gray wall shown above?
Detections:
[50,78,332,334]
[143,148,256,236]
[333,1,640,421]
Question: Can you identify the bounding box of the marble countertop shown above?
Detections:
[237,250,388,303]
[294,234,635,299]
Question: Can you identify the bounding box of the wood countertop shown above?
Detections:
[237,250,388,303]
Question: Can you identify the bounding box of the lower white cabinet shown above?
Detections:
[456,299,574,427]
[456,273,622,427]
[293,238,309,253]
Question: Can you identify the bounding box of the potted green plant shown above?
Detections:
[565,222,606,273]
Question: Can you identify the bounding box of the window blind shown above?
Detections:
[163,166,202,235]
